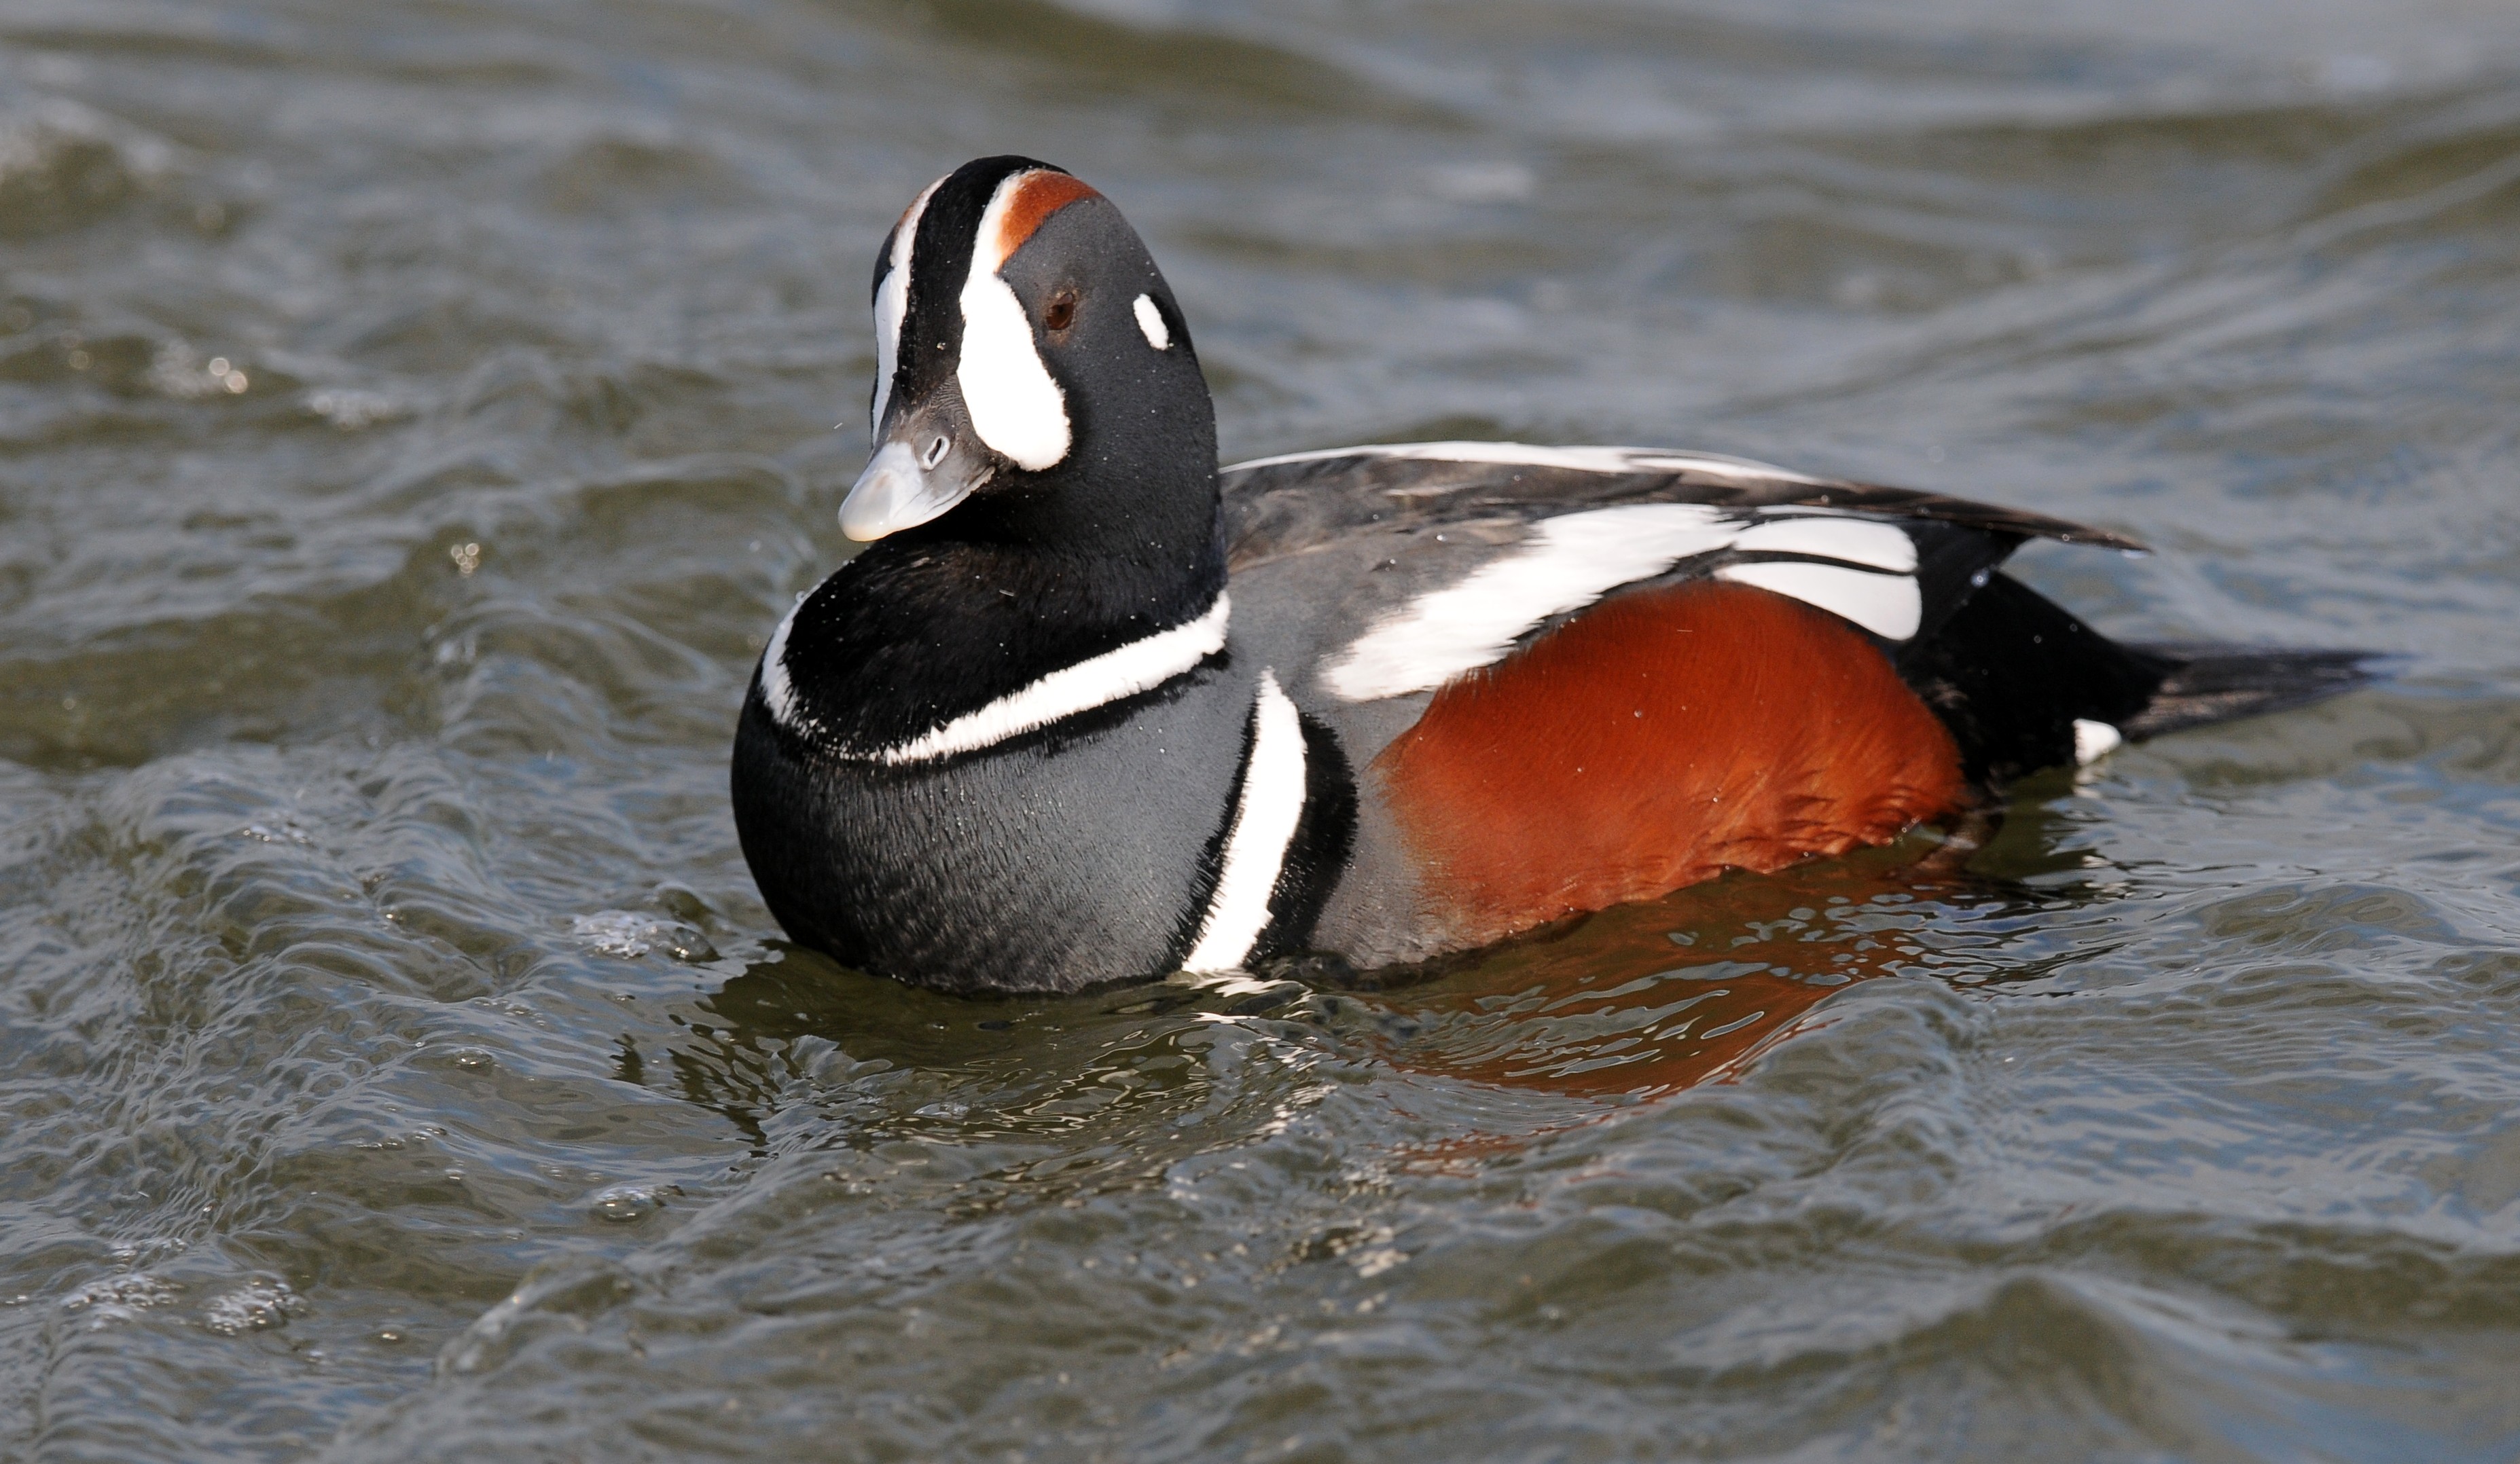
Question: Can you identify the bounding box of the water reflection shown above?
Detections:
[1346,805,2102,1099]
[647,948,1280,1159]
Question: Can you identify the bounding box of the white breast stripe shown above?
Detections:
[1183,671,1307,974]
[1133,293,1170,350]
[1224,440,1824,486]
[1323,504,1733,701]
[759,593,807,727]
[870,177,941,435]
[1714,560,1922,640]
[2072,718,2123,765]
[867,593,1231,764]
[957,172,1071,471]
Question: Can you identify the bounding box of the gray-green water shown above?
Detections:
[5,1,2520,1459]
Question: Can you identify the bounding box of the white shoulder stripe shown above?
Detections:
[1183,671,1307,974]
[863,593,1230,764]
[1223,440,1824,486]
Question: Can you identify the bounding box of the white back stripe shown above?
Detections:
[1323,504,1733,701]
[958,172,1071,471]
[1225,440,1824,485]
[863,593,1230,764]
[1323,503,1930,702]
[870,178,941,435]
[1183,672,1306,973]
[1713,560,1921,640]
[1730,515,1916,572]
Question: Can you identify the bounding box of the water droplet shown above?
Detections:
[62,1275,181,1318]
[590,1184,666,1223]
[203,1280,306,1336]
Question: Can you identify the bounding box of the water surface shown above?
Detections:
[3,1,2519,1459]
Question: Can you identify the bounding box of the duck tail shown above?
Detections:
[1899,572,2380,788]
[2114,642,2380,741]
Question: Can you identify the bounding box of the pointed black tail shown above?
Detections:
[2113,642,2377,741]
[1898,572,2378,787]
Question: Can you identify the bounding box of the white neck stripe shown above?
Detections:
[857,593,1231,764]
[1183,671,1307,974]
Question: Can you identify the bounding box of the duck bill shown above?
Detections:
[840,378,999,542]
[838,441,977,541]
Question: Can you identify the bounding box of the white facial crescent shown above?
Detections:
[954,172,1073,471]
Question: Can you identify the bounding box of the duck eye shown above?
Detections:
[922,435,950,469]
[1043,291,1077,333]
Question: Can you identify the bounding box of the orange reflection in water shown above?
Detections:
[1357,840,1975,1101]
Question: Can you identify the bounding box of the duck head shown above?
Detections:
[840,156,1217,566]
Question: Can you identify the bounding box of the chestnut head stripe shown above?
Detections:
[982,170,1098,272]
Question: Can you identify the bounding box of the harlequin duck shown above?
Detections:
[731,155,2370,995]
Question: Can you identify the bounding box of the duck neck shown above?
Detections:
[770,465,1227,758]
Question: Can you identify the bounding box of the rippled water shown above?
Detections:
[4,2,2519,1459]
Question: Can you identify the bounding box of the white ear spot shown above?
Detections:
[1134,293,1170,350]
[957,175,1072,471]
